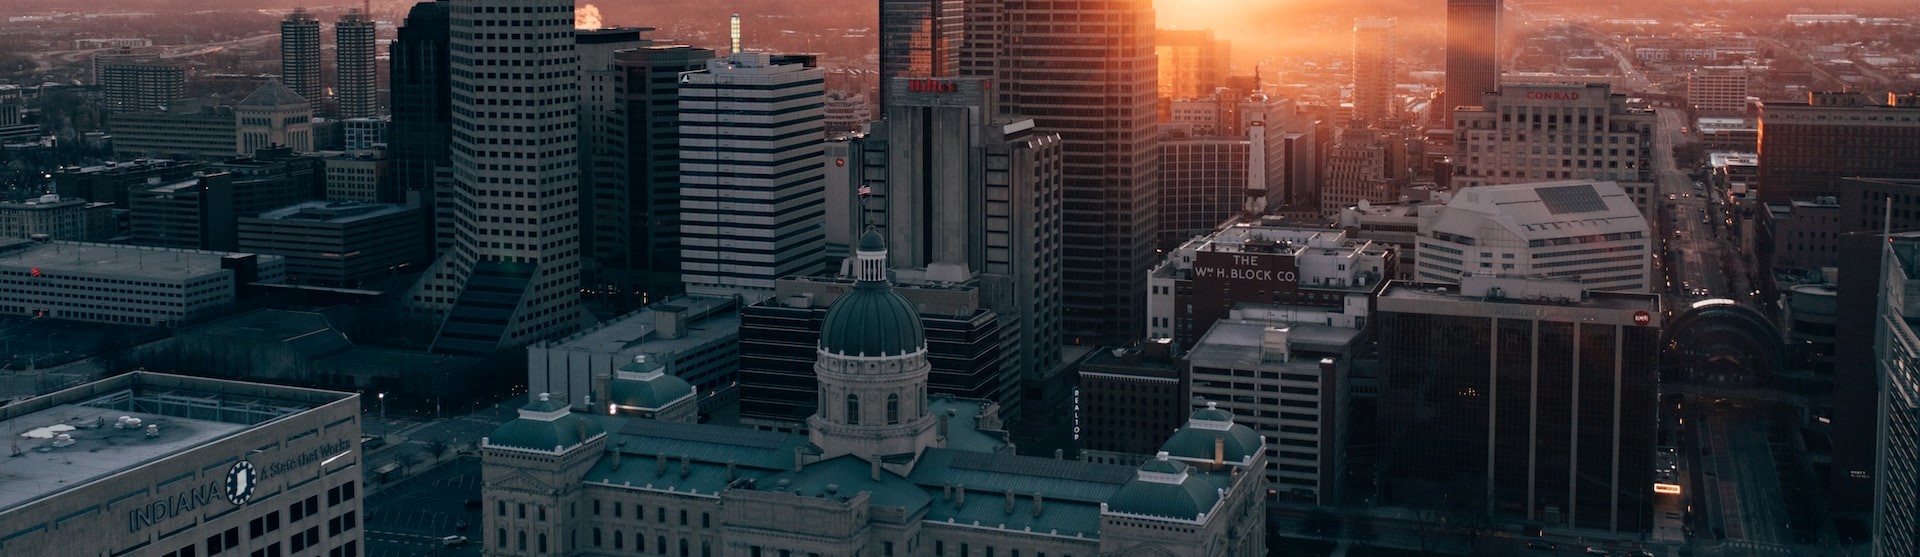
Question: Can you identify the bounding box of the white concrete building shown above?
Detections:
[1415,179,1654,292]
[678,53,828,303]
[1185,315,1362,504]
[1452,83,1658,216]
[0,240,284,326]
[405,0,587,355]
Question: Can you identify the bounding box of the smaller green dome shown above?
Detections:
[1159,402,1263,464]
[609,356,694,410]
[485,393,605,452]
[1105,452,1222,520]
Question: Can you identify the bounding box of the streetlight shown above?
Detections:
[378,392,387,441]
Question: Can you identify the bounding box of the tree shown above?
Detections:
[1410,507,1449,554]
[399,449,428,475]
[426,437,452,460]
[1300,509,1343,541]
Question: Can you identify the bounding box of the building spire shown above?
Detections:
[856,227,888,284]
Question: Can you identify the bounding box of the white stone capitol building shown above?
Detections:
[481,232,1268,557]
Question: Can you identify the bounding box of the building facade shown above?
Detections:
[335,10,378,119]
[1350,18,1396,126]
[1186,317,1361,505]
[280,9,324,115]
[528,295,741,417]
[1146,223,1391,345]
[1375,276,1660,532]
[236,201,422,287]
[737,271,1020,432]
[1156,29,1231,106]
[1078,339,1187,466]
[0,372,362,557]
[1414,180,1654,292]
[109,106,239,160]
[389,0,453,254]
[998,0,1160,343]
[1320,126,1410,216]
[406,0,588,355]
[1452,83,1658,216]
[677,53,828,304]
[1873,233,1920,557]
[100,62,184,113]
[1756,92,1920,205]
[0,240,283,326]
[0,194,116,242]
[323,151,389,202]
[599,44,716,303]
[235,80,315,154]
[1444,0,1502,115]
[878,0,962,104]
[1687,66,1750,116]
[479,233,1267,557]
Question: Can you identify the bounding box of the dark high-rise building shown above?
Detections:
[280,9,324,115]
[1444,0,1501,114]
[388,0,452,254]
[603,44,715,304]
[998,0,1159,344]
[1376,276,1660,532]
[576,27,651,297]
[736,274,1020,432]
[1077,339,1187,466]
[335,10,378,119]
[405,0,586,355]
[879,0,963,104]
[100,62,184,113]
[1830,183,1920,518]
[1756,92,1920,205]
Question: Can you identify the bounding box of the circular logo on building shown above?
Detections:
[226,460,258,506]
[1633,310,1652,326]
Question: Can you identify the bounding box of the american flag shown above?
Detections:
[858,185,872,198]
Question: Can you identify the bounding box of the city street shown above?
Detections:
[1651,107,1751,311]
[365,457,485,557]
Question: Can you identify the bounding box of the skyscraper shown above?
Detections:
[389,0,451,255]
[1351,18,1396,125]
[280,9,323,115]
[1757,92,1920,205]
[1872,232,1920,557]
[576,27,651,296]
[1452,83,1658,216]
[405,0,586,355]
[999,0,1159,343]
[678,53,828,303]
[1444,0,1501,114]
[609,44,715,304]
[878,0,963,104]
[958,0,1001,79]
[335,9,378,119]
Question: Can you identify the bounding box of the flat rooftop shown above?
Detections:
[541,295,739,358]
[251,200,414,223]
[0,372,352,513]
[1186,320,1362,368]
[1379,280,1659,312]
[0,241,274,280]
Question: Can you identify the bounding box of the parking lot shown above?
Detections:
[364,456,485,557]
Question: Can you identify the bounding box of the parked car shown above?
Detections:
[1527,539,1558,551]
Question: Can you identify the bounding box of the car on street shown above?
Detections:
[1585,547,1609,556]
[441,535,469,547]
[1527,539,1558,551]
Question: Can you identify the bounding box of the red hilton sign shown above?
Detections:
[1632,310,1652,326]
[907,79,958,93]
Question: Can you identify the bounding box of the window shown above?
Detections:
[597,529,606,548]
[519,503,527,519]
[846,394,860,425]
[498,500,506,517]
[518,531,527,551]
[887,394,900,424]
[539,533,547,553]
[498,529,507,549]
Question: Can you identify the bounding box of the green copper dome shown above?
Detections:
[609,355,694,410]
[818,231,925,357]
[1160,402,1263,464]
[1105,452,1223,521]
[485,393,605,453]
